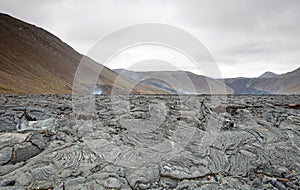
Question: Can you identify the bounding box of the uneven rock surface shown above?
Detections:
[0,94,299,189]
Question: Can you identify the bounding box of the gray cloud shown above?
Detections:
[0,0,299,78]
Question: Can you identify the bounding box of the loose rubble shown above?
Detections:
[0,94,299,189]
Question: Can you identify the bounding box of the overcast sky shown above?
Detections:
[1,0,300,78]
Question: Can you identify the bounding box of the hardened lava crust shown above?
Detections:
[0,94,299,189]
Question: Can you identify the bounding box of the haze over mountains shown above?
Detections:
[0,13,299,95]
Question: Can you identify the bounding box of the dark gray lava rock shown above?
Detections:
[11,142,41,163]
[0,94,299,189]
[0,147,12,166]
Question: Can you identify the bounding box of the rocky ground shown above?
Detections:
[0,94,299,190]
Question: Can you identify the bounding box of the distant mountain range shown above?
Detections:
[0,13,299,94]
[115,68,300,94]
[224,68,300,94]
[114,69,234,94]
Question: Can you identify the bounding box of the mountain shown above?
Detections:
[115,67,300,95]
[258,71,278,78]
[224,78,270,94]
[115,69,234,94]
[0,13,168,94]
[225,67,300,94]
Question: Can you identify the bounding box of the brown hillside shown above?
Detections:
[0,13,169,94]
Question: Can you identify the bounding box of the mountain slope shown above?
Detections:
[0,13,168,94]
[0,13,78,93]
